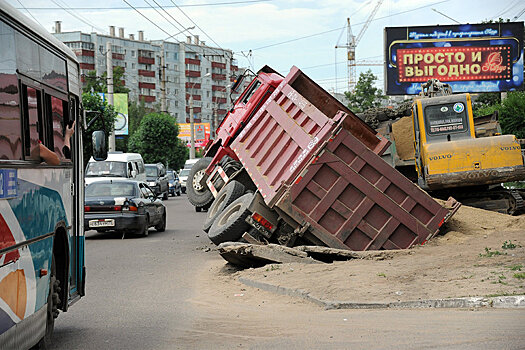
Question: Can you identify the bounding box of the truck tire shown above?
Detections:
[208,193,254,245]
[203,180,245,233]
[187,157,214,210]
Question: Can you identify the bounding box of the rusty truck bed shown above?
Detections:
[231,66,457,250]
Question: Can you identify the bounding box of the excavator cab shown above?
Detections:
[413,92,524,191]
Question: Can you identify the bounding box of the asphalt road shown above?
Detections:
[50,195,525,350]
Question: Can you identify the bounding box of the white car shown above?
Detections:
[178,168,190,194]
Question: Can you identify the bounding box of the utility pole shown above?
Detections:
[106,41,115,151]
[160,45,167,113]
[213,107,218,139]
[189,93,195,159]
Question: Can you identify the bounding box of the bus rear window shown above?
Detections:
[424,103,468,135]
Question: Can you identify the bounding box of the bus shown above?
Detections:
[0,1,90,348]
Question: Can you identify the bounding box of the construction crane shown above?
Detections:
[336,0,384,92]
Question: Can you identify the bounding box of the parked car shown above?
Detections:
[84,180,166,237]
[85,152,146,185]
[145,163,169,200]
[178,168,190,194]
[167,170,182,196]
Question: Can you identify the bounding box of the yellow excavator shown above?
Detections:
[382,80,525,214]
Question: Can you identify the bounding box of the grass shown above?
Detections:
[514,272,525,279]
[502,240,518,250]
[377,272,386,277]
[508,265,523,271]
[479,247,505,258]
[265,265,280,272]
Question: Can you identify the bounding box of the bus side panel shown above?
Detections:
[0,167,72,343]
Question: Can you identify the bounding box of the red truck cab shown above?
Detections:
[205,66,283,175]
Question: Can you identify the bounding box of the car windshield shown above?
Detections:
[167,172,174,180]
[179,169,190,177]
[85,182,137,197]
[145,166,158,177]
[85,161,127,177]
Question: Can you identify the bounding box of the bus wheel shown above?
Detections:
[35,256,60,349]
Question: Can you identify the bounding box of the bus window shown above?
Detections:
[0,78,21,160]
[49,95,70,161]
[22,86,41,160]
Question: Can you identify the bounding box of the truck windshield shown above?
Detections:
[85,161,127,177]
[424,102,468,135]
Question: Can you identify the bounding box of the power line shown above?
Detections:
[167,0,227,55]
[15,0,41,26]
[245,0,450,52]
[18,0,273,10]
[51,0,107,33]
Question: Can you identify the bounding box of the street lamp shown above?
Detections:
[189,72,211,159]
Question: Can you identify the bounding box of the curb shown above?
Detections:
[238,277,525,310]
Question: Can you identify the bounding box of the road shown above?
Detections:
[51,195,525,349]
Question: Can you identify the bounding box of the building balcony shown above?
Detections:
[212,73,226,81]
[139,82,155,89]
[139,95,156,103]
[185,70,201,78]
[212,62,226,69]
[138,69,155,77]
[138,56,155,65]
[112,53,124,60]
[74,49,94,57]
[185,58,201,65]
[212,85,227,91]
[186,107,202,114]
[212,97,227,104]
[185,82,201,89]
[231,65,239,71]
[79,63,95,70]
[186,94,201,101]
[217,109,227,115]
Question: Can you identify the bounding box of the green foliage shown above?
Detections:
[514,272,525,279]
[81,93,116,167]
[128,112,188,170]
[502,240,517,250]
[345,70,384,113]
[499,91,525,139]
[83,67,129,94]
[473,91,525,139]
[128,99,149,137]
[473,92,500,113]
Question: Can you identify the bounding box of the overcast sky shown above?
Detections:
[7,0,524,92]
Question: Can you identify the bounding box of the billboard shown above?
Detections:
[178,123,210,148]
[384,22,524,95]
[97,93,129,135]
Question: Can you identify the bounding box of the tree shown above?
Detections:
[474,91,525,139]
[83,67,129,94]
[81,93,117,167]
[345,70,384,113]
[128,98,149,137]
[128,112,188,170]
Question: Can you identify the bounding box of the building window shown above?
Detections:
[131,50,136,57]
[132,63,136,69]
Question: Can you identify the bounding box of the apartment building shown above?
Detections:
[52,22,238,126]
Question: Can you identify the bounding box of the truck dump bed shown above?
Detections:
[231,66,457,250]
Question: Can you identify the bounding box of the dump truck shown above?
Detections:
[372,80,525,214]
[187,66,460,252]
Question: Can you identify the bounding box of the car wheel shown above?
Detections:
[36,255,60,349]
[138,215,149,237]
[177,189,181,196]
[203,180,246,233]
[208,193,254,245]
[187,157,214,209]
[163,191,168,200]
[155,212,166,232]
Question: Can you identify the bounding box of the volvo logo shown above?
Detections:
[429,154,452,161]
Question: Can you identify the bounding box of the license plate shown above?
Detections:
[89,219,115,228]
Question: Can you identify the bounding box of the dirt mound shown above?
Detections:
[232,205,525,303]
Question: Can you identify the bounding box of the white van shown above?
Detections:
[85,152,146,185]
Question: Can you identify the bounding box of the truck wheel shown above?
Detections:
[203,180,246,233]
[208,193,254,245]
[187,157,214,209]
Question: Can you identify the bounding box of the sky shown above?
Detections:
[6,0,525,93]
